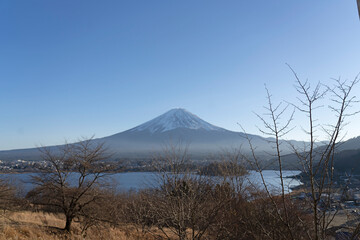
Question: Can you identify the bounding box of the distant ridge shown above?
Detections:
[1,108,359,171]
[0,108,309,165]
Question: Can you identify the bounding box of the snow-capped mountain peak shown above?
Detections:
[129,108,224,133]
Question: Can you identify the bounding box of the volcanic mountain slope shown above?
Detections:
[98,108,280,158]
[0,108,305,161]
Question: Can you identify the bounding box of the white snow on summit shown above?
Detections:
[129,108,224,133]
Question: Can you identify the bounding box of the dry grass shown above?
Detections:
[0,211,160,240]
[6,211,65,228]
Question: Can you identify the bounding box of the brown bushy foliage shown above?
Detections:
[117,179,312,240]
[0,179,17,211]
[209,190,312,240]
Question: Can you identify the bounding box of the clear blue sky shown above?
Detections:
[1,0,360,150]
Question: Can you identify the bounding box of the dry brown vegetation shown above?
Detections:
[0,211,163,240]
[0,189,311,240]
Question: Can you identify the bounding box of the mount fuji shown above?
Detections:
[128,108,224,133]
[0,108,302,161]
[99,108,264,158]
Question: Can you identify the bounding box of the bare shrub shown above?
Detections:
[26,137,114,232]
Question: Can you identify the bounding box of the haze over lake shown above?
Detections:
[0,170,301,195]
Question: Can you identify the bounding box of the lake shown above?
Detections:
[0,170,302,195]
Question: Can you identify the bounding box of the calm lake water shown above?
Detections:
[0,170,302,195]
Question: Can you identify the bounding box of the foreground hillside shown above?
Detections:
[0,207,357,240]
[0,211,158,240]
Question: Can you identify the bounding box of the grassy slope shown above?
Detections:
[0,211,158,240]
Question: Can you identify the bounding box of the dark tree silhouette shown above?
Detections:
[27,137,113,232]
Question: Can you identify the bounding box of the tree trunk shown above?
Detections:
[64,215,73,232]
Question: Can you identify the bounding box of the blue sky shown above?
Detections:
[1,0,360,150]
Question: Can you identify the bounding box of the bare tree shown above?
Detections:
[290,70,358,239]
[242,69,359,239]
[27,137,113,232]
[144,142,230,240]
